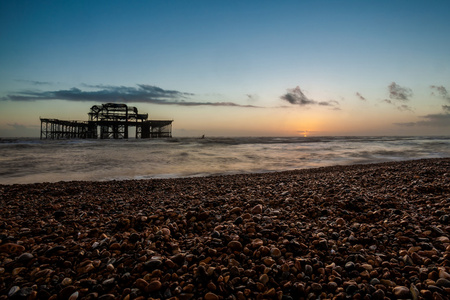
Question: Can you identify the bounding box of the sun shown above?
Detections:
[298,130,309,137]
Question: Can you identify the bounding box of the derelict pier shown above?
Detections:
[40,103,172,139]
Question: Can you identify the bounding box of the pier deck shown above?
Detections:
[40,103,172,139]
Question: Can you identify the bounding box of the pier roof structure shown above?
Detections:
[40,103,172,139]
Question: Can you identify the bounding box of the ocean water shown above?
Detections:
[0,136,449,185]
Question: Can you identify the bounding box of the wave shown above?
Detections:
[1,136,449,184]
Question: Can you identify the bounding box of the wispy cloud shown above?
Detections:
[430,85,450,102]
[280,86,340,109]
[246,94,258,102]
[7,123,39,130]
[394,122,416,127]
[356,92,367,101]
[2,84,259,108]
[383,99,413,112]
[15,79,53,85]
[397,104,413,112]
[388,82,413,101]
[383,82,414,112]
[7,123,28,130]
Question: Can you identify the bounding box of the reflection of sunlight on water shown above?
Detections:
[1,136,449,184]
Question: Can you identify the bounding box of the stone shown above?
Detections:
[103,278,115,287]
[98,294,116,300]
[15,287,33,298]
[440,268,450,279]
[393,286,410,299]
[311,283,322,292]
[16,252,34,263]
[336,218,346,226]
[147,280,162,292]
[68,291,79,300]
[228,240,243,251]
[410,284,420,300]
[0,243,25,254]
[259,274,269,284]
[436,236,450,243]
[372,289,385,300]
[106,263,114,271]
[436,278,450,288]
[270,247,281,258]
[345,261,355,270]
[109,243,121,250]
[135,278,149,290]
[62,278,73,286]
[8,286,20,297]
[78,263,94,274]
[59,286,77,300]
[204,292,219,300]
[251,204,263,214]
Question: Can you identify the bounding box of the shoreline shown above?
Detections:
[1,158,450,299]
[2,157,450,187]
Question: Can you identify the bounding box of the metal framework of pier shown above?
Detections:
[40,103,173,139]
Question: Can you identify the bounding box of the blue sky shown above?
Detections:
[1,0,449,137]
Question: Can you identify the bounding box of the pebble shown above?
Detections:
[0,158,449,300]
[228,240,243,251]
[436,278,450,288]
[259,274,269,284]
[147,280,162,292]
[393,286,410,298]
[410,284,420,300]
[204,292,219,300]
[311,283,322,292]
[135,278,149,290]
[16,252,34,263]
[251,204,263,214]
[68,291,79,300]
[8,286,20,297]
[0,243,25,254]
[372,289,385,300]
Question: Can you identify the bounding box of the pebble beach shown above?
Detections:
[1,158,450,300]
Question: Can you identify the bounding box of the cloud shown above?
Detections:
[388,82,413,101]
[15,79,53,85]
[281,86,315,105]
[418,113,450,127]
[397,104,413,112]
[430,85,450,102]
[443,105,450,113]
[7,123,28,130]
[383,99,413,112]
[395,113,450,127]
[395,122,416,127]
[6,123,39,130]
[246,94,258,102]
[280,86,339,109]
[356,92,367,101]
[2,84,259,108]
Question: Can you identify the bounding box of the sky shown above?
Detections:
[1,0,449,137]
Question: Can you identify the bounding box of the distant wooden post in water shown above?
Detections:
[40,103,173,139]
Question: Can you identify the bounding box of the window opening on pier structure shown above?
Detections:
[40,103,173,139]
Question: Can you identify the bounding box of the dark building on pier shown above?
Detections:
[40,103,173,139]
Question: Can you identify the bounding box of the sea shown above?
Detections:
[1,136,449,185]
